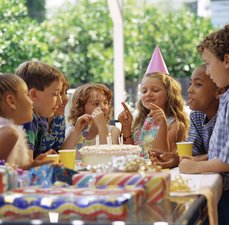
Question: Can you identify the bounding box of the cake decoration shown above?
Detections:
[79,144,141,166]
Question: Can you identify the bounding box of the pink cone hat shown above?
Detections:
[145,45,169,75]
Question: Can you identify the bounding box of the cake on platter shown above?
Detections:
[79,144,141,166]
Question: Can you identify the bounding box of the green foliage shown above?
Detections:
[41,0,113,86]
[123,1,214,81]
[0,0,49,73]
[0,0,214,86]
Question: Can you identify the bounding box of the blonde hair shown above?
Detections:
[68,83,112,126]
[132,72,189,140]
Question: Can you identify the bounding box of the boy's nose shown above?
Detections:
[187,86,192,93]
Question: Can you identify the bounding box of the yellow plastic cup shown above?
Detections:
[45,154,59,164]
[58,149,76,170]
[176,142,193,157]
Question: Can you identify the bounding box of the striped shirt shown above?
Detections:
[209,88,229,190]
[186,111,216,156]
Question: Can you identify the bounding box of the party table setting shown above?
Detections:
[0,146,223,225]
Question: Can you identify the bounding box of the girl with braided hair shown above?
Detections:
[0,74,54,169]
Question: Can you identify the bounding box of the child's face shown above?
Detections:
[54,84,69,116]
[140,77,167,111]
[203,49,229,88]
[84,90,110,119]
[188,68,218,112]
[32,80,63,118]
[14,81,33,124]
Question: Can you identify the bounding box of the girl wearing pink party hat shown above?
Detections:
[118,46,189,158]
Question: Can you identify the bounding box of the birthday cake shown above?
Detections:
[0,186,144,218]
[79,144,141,166]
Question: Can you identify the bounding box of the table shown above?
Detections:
[0,167,222,225]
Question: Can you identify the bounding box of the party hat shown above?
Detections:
[145,45,169,75]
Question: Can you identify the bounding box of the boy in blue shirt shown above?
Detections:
[16,60,63,158]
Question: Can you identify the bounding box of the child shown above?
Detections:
[63,83,120,149]
[150,64,223,168]
[0,74,53,169]
[118,72,189,157]
[15,60,63,158]
[179,24,229,225]
[38,75,70,153]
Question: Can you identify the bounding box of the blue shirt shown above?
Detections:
[209,88,229,190]
[38,115,66,154]
[186,111,216,156]
[23,113,48,158]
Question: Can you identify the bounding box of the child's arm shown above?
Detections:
[61,114,92,149]
[0,127,18,161]
[110,126,121,144]
[179,158,229,174]
[148,103,169,151]
[92,107,109,144]
[21,149,56,170]
[182,154,208,161]
[168,120,185,152]
[118,102,133,144]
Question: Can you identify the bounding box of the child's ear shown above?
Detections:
[29,88,37,101]
[5,94,16,110]
[224,54,229,69]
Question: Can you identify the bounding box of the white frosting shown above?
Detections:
[79,144,141,166]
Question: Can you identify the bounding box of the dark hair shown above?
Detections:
[16,60,64,91]
[197,24,229,61]
[0,73,25,114]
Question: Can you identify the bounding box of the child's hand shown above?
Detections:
[92,107,106,127]
[118,102,133,128]
[179,158,199,173]
[75,114,92,132]
[118,102,133,139]
[31,151,54,168]
[150,150,179,169]
[148,103,167,127]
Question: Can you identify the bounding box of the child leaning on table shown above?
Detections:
[63,83,120,150]
[0,74,54,169]
[150,64,224,168]
[179,24,229,225]
[16,60,63,158]
[118,72,189,157]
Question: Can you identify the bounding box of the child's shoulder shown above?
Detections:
[23,113,48,130]
[0,117,14,127]
[190,111,205,120]
[0,117,19,141]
